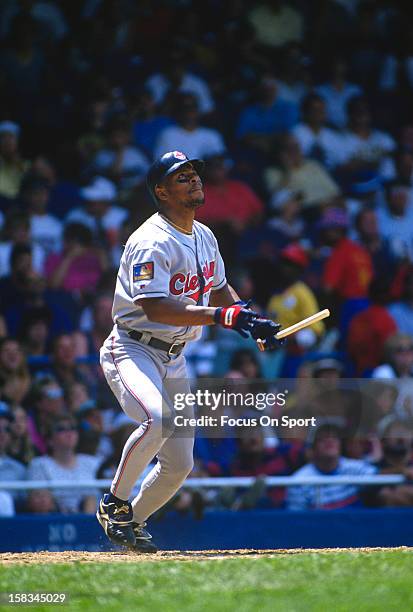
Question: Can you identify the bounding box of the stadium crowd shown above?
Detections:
[1,0,413,516]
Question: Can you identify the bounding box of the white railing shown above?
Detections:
[0,474,405,491]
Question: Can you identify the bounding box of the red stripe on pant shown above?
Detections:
[109,335,153,496]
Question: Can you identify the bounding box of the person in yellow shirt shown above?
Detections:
[267,243,324,349]
[0,122,30,200]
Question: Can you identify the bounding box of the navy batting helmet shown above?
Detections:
[146,151,204,205]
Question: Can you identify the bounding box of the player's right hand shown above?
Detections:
[214,305,259,338]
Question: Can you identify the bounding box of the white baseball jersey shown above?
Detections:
[112,212,226,343]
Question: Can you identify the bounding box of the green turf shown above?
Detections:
[1,551,412,612]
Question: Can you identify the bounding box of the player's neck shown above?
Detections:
[159,210,195,235]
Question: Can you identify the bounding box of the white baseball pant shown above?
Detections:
[100,326,194,523]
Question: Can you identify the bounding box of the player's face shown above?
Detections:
[164,165,204,209]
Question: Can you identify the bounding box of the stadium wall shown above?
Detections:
[1,509,413,552]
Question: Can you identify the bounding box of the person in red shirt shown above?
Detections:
[321,208,373,300]
[196,153,264,263]
[347,278,397,375]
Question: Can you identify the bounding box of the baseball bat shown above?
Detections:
[256,308,330,351]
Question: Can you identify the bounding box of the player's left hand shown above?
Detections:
[250,317,283,351]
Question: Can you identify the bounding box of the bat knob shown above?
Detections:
[256,339,265,352]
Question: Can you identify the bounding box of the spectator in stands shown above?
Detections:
[316,57,362,129]
[8,404,35,465]
[77,95,111,168]
[0,401,26,483]
[18,306,51,371]
[0,121,30,200]
[0,210,45,277]
[27,376,65,455]
[372,334,413,419]
[267,244,325,351]
[66,177,128,249]
[237,78,299,156]
[196,154,263,265]
[275,43,310,106]
[145,46,215,116]
[25,489,57,513]
[355,208,399,278]
[19,175,62,255]
[76,399,111,461]
[193,436,238,478]
[196,153,264,231]
[237,189,305,262]
[27,415,100,513]
[0,244,46,334]
[366,418,413,507]
[92,117,150,196]
[154,93,225,160]
[48,333,93,397]
[287,422,376,510]
[0,1,68,45]
[388,267,413,337]
[267,189,304,244]
[45,223,107,296]
[73,292,113,358]
[247,1,303,50]
[230,424,305,508]
[339,96,395,174]
[229,349,262,380]
[347,278,397,375]
[131,88,173,158]
[372,334,413,381]
[66,382,90,416]
[320,208,373,302]
[377,180,413,260]
[264,134,340,211]
[28,156,79,220]
[0,337,31,406]
[97,421,136,481]
[292,94,343,169]
[0,16,45,102]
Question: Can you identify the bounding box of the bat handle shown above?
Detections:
[256,339,265,352]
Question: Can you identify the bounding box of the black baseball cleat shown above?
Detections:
[96,493,136,549]
[131,522,158,553]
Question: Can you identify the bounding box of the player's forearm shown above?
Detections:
[209,283,240,307]
[137,297,218,326]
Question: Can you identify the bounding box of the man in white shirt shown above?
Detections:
[287,423,376,510]
[145,48,214,115]
[316,58,362,129]
[20,176,62,255]
[93,119,150,193]
[377,180,413,260]
[293,94,344,169]
[66,177,128,249]
[154,93,225,161]
[340,97,395,170]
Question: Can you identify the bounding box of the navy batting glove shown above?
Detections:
[214,305,258,338]
[250,317,283,351]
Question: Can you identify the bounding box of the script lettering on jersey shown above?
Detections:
[170,261,215,302]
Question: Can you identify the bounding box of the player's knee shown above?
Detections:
[174,456,194,480]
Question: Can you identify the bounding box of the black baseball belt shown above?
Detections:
[118,326,185,356]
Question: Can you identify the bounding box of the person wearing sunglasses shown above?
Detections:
[27,416,100,514]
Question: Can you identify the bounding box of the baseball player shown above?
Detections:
[96,151,281,552]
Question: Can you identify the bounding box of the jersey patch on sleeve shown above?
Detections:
[133,261,154,282]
